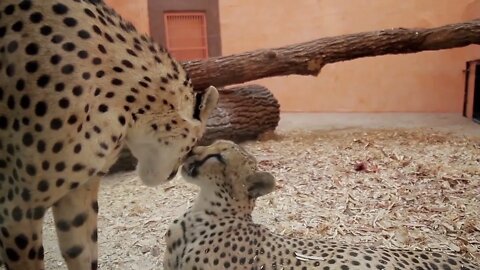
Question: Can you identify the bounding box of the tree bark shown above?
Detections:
[182,19,480,91]
[108,84,280,174]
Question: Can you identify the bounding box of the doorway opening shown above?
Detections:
[473,64,480,123]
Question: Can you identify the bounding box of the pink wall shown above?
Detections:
[219,0,480,112]
[104,0,479,113]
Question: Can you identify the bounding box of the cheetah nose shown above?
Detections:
[187,163,199,177]
[186,149,195,158]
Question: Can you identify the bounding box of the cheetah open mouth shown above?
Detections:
[182,154,224,178]
[193,92,203,121]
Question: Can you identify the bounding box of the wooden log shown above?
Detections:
[108,84,280,174]
[199,84,280,145]
[182,19,480,91]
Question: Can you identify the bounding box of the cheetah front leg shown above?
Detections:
[0,215,45,270]
[52,177,100,270]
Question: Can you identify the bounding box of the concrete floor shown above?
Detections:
[277,113,480,137]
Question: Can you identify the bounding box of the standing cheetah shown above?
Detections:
[164,140,479,269]
[0,0,219,269]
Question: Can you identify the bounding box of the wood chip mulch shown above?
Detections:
[42,129,480,269]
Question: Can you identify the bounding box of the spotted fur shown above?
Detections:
[0,0,218,269]
[164,140,479,270]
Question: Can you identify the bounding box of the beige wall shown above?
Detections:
[104,0,150,34]
[105,0,480,113]
[219,0,480,112]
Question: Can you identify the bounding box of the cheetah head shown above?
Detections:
[181,140,276,202]
[127,86,219,186]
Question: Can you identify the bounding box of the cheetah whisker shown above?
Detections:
[294,252,326,261]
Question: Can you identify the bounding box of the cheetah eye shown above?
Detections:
[215,154,225,164]
[204,153,225,165]
[190,154,225,173]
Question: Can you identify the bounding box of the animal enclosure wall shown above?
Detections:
[106,0,480,113]
[219,0,480,112]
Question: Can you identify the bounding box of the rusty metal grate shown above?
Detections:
[164,12,208,61]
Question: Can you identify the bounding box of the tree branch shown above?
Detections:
[183,19,480,90]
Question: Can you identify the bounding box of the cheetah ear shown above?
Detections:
[246,172,276,198]
[195,86,219,122]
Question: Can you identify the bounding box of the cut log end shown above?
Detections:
[199,84,280,145]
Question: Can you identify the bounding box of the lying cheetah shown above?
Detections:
[0,0,218,269]
[164,140,479,269]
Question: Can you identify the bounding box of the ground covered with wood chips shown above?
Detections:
[42,129,479,269]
